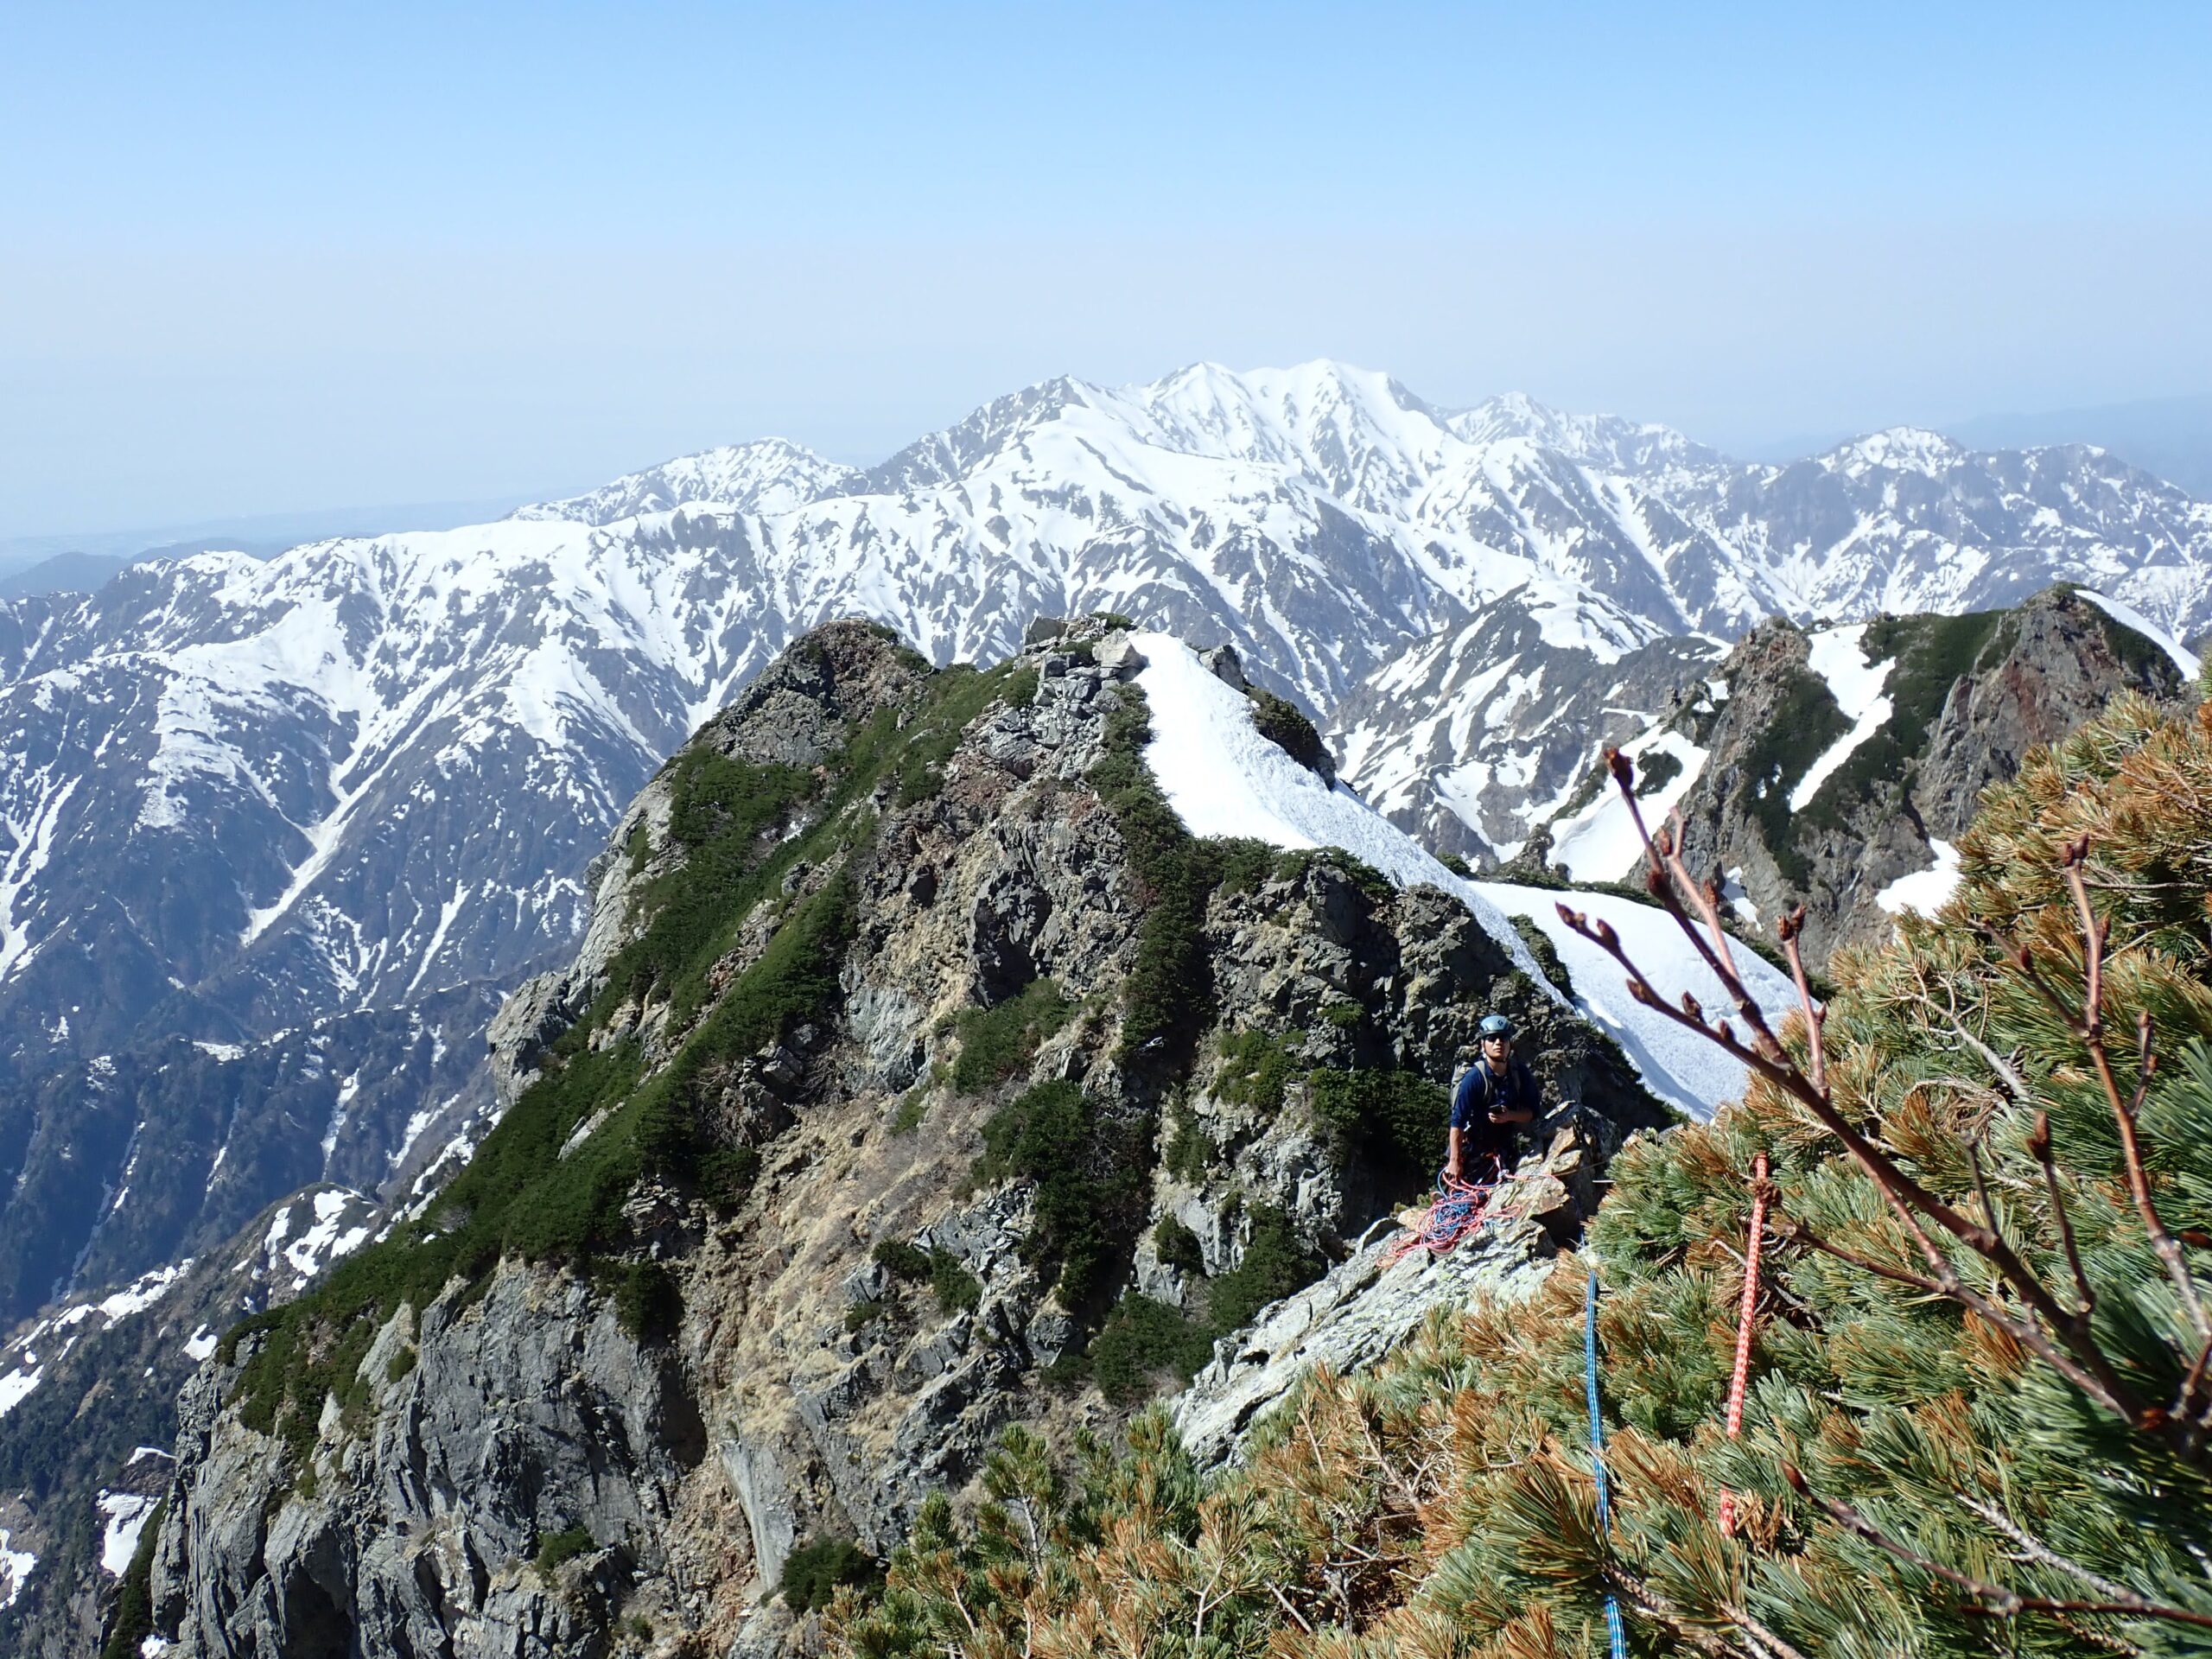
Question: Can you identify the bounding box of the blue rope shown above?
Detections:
[1586,1268,1629,1659]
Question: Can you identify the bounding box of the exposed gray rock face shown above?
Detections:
[1172,1125,1594,1469]
[151,1267,708,1659]
[0,1185,383,1659]
[1660,587,2193,964]
[136,620,1668,1658]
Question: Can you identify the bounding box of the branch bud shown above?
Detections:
[1605,745,1634,791]
[1779,1461,1809,1497]
[1681,991,1704,1020]
[2026,1110,2051,1161]
[1594,918,1618,950]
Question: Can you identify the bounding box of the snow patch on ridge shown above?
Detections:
[1131,632,1553,990]
[0,1527,32,1607]
[0,1364,41,1419]
[2081,589,2201,680]
[98,1491,156,1575]
[1130,632,1794,1117]
[1878,839,1963,919]
[264,1188,375,1287]
[1789,625,1894,811]
[1548,728,1708,884]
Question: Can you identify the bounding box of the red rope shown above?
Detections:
[1718,1149,1770,1535]
[1383,1162,1503,1266]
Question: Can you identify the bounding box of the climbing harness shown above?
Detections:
[1718,1150,1770,1536]
[1585,1268,1630,1659]
[1383,1163,1502,1265]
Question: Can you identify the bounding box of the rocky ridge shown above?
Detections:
[3,364,2209,1355]
[128,619,1662,1658]
[1539,586,2197,964]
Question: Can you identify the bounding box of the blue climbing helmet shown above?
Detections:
[1478,1013,1515,1041]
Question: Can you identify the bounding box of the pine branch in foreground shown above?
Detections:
[834,690,2212,1659]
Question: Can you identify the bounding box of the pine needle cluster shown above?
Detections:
[830,691,2212,1657]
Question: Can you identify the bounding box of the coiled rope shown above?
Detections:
[1585,1268,1629,1659]
[1718,1150,1770,1536]
[1382,1164,1502,1265]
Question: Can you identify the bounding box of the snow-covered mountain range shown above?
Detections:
[2,359,2209,1333]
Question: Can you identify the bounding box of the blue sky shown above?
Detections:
[4,2,2209,535]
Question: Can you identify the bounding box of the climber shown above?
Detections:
[1445,1013,1538,1185]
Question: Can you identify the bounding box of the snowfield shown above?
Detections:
[1878,838,1964,918]
[1548,728,1710,884]
[2082,589,2202,680]
[0,1527,31,1608]
[1791,624,1896,811]
[1133,632,1796,1118]
[98,1491,157,1576]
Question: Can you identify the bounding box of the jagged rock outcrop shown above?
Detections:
[135,618,1665,1658]
[150,1269,708,1659]
[1675,588,2192,963]
[0,1185,382,1659]
[1537,587,2194,967]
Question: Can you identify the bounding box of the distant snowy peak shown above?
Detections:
[1815,425,1968,478]
[848,377,1093,494]
[514,438,858,524]
[1446,393,1726,478]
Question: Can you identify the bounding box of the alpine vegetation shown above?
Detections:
[827,688,2212,1657]
[118,619,1673,1657]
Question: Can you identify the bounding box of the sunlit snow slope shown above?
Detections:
[1131,632,1795,1118]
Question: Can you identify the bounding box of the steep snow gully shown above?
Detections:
[1133,632,1795,1118]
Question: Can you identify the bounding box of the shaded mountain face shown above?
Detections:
[0,1185,381,1659]
[2,362,2208,1332]
[122,620,1662,1659]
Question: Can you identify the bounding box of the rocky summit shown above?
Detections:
[118,619,1664,1657]
[1525,585,2198,967]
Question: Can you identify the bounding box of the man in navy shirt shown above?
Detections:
[1446,1013,1538,1184]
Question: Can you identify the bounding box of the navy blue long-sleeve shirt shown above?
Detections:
[1450,1055,1540,1162]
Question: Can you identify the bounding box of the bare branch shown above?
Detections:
[1777,909,1828,1095]
[1561,899,2146,1418]
[2029,1112,2097,1325]
[2058,853,2209,1340]
[1968,1141,2000,1249]
[1913,990,2031,1101]
[1571,779,2184,1443]
[1770,1211,2136,1420]
[1954,1494,2137,1605]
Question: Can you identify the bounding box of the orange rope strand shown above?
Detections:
[1718,1149,1770,1535]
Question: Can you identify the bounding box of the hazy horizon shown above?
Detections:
[6,3,2209,539]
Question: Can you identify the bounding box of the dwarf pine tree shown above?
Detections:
[831,690,2212,1659]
